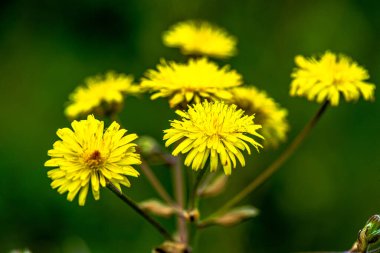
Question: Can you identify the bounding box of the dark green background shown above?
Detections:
[0,0,379,252]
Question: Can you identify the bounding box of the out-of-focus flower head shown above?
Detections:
[163,20,237,59]
[141,58,242,108]
[230,86,289,148]
[290,51,375,106]
[65,72,141,119]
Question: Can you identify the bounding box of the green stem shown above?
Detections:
[107,182,174,241]
[140,159,176,206]
[210,100,330,217]
[188,222,200,252]
[186,168,207,253]
[189,168,208,211]
[172,156,188,244]
[140,157,187,219]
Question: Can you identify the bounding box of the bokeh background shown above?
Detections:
[0,0,379,252]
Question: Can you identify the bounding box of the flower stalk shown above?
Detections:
[140,159,176,206]
[172,156,188,244]
[107,181,174,241]
[189,167,208,212]
[208,100,330,218]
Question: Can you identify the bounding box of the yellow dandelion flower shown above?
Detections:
[230,87,289,148]
[163,20,237,58]
[141,58,242,108]
[65,72,141,119]
[290,51,375,106]
[44,115,141,206]
[163,101,263,175]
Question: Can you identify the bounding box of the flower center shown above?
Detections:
[84,150,104,170]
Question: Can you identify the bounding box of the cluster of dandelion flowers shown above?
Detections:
[163,101,263,175]
[230,87,289,148]
[290,51,375,106]
[65,72,141,119]
[163,20,237,58]
[141,58,242,108]
[44,115,141,206]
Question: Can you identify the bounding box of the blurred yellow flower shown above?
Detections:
[163,101,263,175]
[290,52,375,106]
[231,87,289,148]
[163,20,237,58]
[65,72,141,119]
[141,58,242,108]
[45,115,141,206]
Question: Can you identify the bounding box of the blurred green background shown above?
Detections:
[0,0,379,252]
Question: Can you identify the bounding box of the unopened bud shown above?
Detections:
[353,214,380,253]
[211,206,259,227]
[139,199,175,218]
[136,136,161,157]
[198,174,227,198]
[366,215,380,241]
[9,250,31,253]
[152,241,190,253]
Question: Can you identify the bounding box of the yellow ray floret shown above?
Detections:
[163,101,263,175]
[163,20,237,58]
[230,86,289,148]
[44,115,141,206]
[65,72,141,119]
[141,58,242,108]
[290,51,375,106]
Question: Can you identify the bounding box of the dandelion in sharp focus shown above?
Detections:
[290,51,375,106]
[65,72,141,119]
[44,115,141,206]
[141,58,242,108]
[163,20,237,58]
[163,101,263,175]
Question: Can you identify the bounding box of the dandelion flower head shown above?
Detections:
[290,51,375,106]
[231,87,289,147]
[65,72,141,119]
[45,115,141,206]
[163,20,237,58]
[141,58,242,108]
[163,101,263,175]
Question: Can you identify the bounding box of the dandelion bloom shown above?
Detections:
[231,87,289,147]
[141,58,242,108]
[163,101,263,175]
[65,72,140,119]
[163,20,237,58]
[45,115,141,206]
[290,52,375,106]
